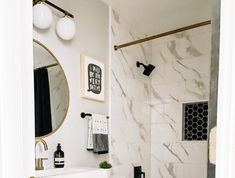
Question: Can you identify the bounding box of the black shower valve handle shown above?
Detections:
[141,171,145,178]
[134,166,145,178]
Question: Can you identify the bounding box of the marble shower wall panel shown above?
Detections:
[111,10,152,178]
[150,26,211,178]
[48,67,68,130]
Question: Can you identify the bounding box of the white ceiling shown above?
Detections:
[102,0,212,37]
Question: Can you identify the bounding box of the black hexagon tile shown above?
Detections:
[183,102,208,141]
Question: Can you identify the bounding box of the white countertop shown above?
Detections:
[35,167,100,177]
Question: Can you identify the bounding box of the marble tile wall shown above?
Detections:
[150,25,212,178]
[111,10,152,178]
[111,8,212,178]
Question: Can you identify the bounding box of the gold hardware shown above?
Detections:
[35,138,48,170]
[34,63,58,70]
[30,176,36,178]
[35,138,48,150]
[114,20,211,50]
[35,158,48,170]
[64,11,69,17]
[33,0,74,18]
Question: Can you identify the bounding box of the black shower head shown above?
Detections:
[136,61,155,76]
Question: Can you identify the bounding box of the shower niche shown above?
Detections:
[183,102,209,141]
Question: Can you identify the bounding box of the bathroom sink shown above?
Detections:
[35,167,106,178]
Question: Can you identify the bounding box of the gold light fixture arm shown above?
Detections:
[33,0,74,18]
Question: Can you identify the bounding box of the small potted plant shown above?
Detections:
[99,161,112,177]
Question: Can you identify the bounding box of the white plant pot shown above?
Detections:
[103,168,112,178]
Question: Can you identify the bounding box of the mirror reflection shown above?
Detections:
[33,40,69,138]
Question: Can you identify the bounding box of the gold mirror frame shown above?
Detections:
[34,39,70,139]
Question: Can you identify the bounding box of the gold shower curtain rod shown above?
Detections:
[34,63,58,70]
[114,20,211,51]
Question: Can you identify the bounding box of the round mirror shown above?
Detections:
[33,40,69,138]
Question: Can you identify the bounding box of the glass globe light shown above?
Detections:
[33,3,53,29]
[56,16,76,40]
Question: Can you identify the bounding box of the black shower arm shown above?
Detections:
[136,61,147,68]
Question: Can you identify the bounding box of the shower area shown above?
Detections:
[110,2,216,177]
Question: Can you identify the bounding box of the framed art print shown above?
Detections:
[80,54,105,102]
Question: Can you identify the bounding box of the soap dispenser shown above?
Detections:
[54,143,64,168]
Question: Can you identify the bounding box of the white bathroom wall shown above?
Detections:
[150,25,211,178]
[110,10,152,178]
[34,0,110,169]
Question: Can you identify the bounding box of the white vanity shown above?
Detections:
[35,167,109,178]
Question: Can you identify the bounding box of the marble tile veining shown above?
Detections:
[111,7,211,178]
[111,9,151,178]
[150,25,211,178]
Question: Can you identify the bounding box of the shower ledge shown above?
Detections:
[35,167,109,178]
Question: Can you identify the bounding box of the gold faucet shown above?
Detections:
[35,138,48,170]
[35,138,48,150]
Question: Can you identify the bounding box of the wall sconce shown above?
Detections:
[33,2,53,29]
[56,15,76,40]
[33,0,76,41]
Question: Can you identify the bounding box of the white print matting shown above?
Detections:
[80,54,105,102]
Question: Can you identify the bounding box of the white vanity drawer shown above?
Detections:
[36,167,109,178]
[48,169,108,178]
